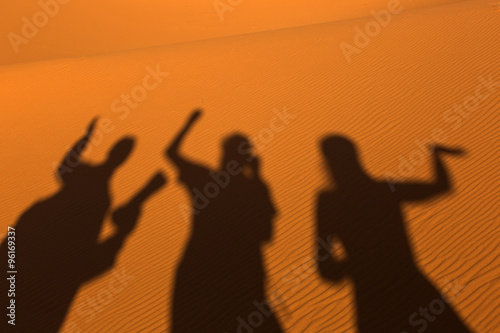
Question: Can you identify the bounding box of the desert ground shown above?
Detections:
[0,0,499,332]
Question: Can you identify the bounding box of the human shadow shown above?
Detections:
[315,136,472,333]
[1,118,166,332]
[167,110,283,333]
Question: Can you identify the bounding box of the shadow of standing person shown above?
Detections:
[316,136,471,333]
[1,118,166,332]
[167,110,283,333]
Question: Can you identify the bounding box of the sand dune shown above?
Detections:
[1,0,464,65]
[0,0,498,331]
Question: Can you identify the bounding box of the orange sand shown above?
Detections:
[0,0,499,331]
[2,0,462,65]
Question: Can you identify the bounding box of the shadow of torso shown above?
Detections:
[1,164,111,332]
[172,168,282,332]
[319,180,470,333]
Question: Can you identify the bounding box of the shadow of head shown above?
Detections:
[321,136,366,183]
[105,137,135,170]
[222,133,254,166]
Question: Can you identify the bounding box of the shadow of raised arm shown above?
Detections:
[166,109,202,165]
[86,172,167,279]
[392,145,465,201]
[57,117,98,182]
